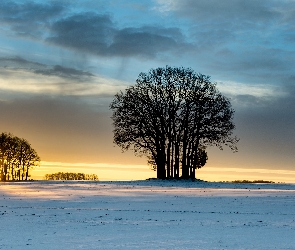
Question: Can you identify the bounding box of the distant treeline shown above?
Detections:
[231,180,275,184]
[44,172,99,181]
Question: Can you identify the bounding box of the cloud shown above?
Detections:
[0,56,128,97]
[47,13,189,58]
[0,68,126,98]
[0,0,64,20]
[0,56,44,69]
[155,0,285,24]
[0,1,190,59]
[0,0,65,38]
[34,65,94,80]
[232,83,295,157]
[0,55,94,80]
[108,26,187,57]
[155,0,280,47]
[217,80,287,107]
[154,0,295,71]
[47,13,115,55]
[213,47,294,75]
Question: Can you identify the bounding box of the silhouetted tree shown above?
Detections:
[0,132,40,181]
[110,66,238,179]
[44,172,99,181]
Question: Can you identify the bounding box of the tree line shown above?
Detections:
[110,66,238,179]
[0,132,40,181]
[44,172,99,181]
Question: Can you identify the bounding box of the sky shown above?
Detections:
[0,0,295,182]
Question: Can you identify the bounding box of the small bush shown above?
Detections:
[232,180,275,184]
[44,172,99,181]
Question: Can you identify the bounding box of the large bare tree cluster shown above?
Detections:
[110,66,238,179]
[0,132,40,181]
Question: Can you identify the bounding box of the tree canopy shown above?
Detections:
[0,132,40,181]
[110,66,238,179]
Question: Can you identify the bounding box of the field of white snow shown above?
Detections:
[1,180,295,250]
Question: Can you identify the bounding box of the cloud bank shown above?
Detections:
[0,1,189,59]
[0,56,127,97]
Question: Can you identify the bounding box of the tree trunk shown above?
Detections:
[170,140,174,179]
[174,137,179,178]
[0,156,4,181]
[187,141,192,179]
[3,163,7,181]
[25,166,29,180]
[181,146,189,179]
[190,166,196,180]
[181,103,190,179]
[11,164,14,181]
[181,131,189,179]
[166,140,171,178]
[156,152,166,179]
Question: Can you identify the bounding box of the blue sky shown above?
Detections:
[0,0,295,181]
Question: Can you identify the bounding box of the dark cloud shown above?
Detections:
[0,1,190,58]
[47,14,189,58]
[164,0,282,48]
[161,0,295,71]
[47,13,115,55]
[173,0,295,39]
[0,56,94,81]
[231,95,270,107]
[210,47,295,84]
[162,0,285,26]
[0,0,64,20]
[0,0,65,38]
[0,56,44,69]
[108,26,186,57]
[34,65,94,80]
[234,78,295,151]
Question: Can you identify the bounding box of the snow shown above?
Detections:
[1,180,295,249]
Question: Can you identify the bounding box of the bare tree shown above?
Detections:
[0,133,40,181]
[110,66,238,179]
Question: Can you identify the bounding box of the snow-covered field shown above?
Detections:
[1,180,295,250]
